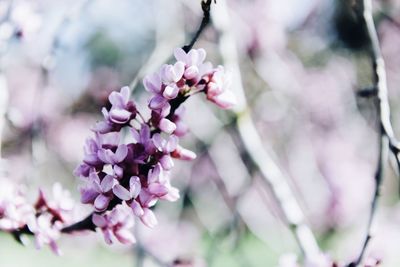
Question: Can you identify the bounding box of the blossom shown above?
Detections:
[27,214,63,255]
[0,179,73,254]
[75,47,235,246]
[205,66,237,109]
[0,179,33,231]
[92,204,135,244]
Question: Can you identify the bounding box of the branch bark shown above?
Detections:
[349,0,400,266]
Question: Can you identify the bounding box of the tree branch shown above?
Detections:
[349,0,400,266]
[211,0,321,260]
[182,0,214,53]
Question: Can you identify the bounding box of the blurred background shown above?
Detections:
[1,0,400,266]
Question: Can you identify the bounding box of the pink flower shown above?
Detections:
[206,66,237,109]
[27,214,63,255]
[92,204,136,245]
[174,47,207,67]
[0,179,74,255]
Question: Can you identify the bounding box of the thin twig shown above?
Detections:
[182,0,214,53]
[211,0,321,260]
[349,0,400,266]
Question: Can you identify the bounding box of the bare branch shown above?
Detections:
[211,0,321,260]
[349,0,400,266]
[182,0,214,53]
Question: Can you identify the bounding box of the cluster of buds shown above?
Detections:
[0,179,74,255]
[74,47,236,245]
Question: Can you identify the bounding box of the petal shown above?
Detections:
[207,81,223,97]
[92,121,113,134]
[139,190,157,207]
[94,194,111,211]
[161,186,180,202]
[114,229,136,244]
[173,47,187,63]
[73,164,91,177]
[129,176,141,199]
[159,155,174,170]
[89,171,101,184]
[172,61,185,82]
[184,65,199,80]
[83,153,101,166]
[174,120,188,137]
[162,85,179,99]
[171,145,197,160]
[149,95,167,110]
[209,90,237,109]
[147,183,169,197]
[143,73,162,94]
[49,240,62,256]
[197,48,206,64]
[109,109,131,124]
[103,229,114,245]
[148,164,161,183]
[140,124,150,141]
[158,118,176,134]
[165,135,178,152]
[152,133,164,151]
[114,145,128,163]
[101,132,120,147]
[130,127,140,143]
[108,91,125,108]
[130,200,144,217]
[97,149,113,164]
[101,175,115,192]
[140,208,158,228]
[199,61,213,76]
[92,214,107,228]
[112,184,131,201]
[187,50,199,66]
[80,187,99,204]
[160,102,171,118]
[113,165,123,178]
[120,86,130,104]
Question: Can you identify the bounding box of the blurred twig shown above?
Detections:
[212,0,322,261]
[349,0,400,266]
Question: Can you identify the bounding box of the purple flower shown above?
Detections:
[107,86,136,124]
[82,172,116,212]
[112,176,141,201]
[97,144,128,165]
[75,47,234,246]
[92,204,135,245]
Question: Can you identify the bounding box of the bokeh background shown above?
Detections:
[1,0,400,266]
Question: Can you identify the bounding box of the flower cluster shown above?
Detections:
[0,180,74,255]
[74,47,236,245]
